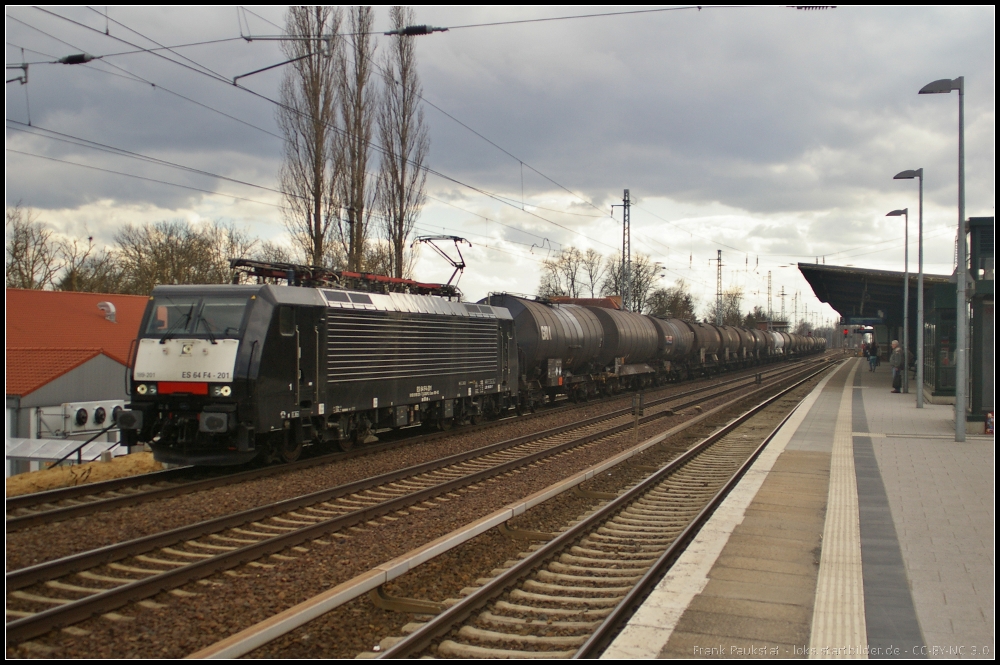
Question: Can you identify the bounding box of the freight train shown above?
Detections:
[117,260,825,466]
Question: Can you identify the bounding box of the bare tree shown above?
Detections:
[601,252,659,312]
[536,248,587,298]
[743,305,768,328]
[336,6,378,272]
[5,204,62,289]
[58,236,124,293]
[377,5,429,278]
[582,248,605,298]
[557,247,584,298]
[277,6,343,267]
[114,221,257,295]
[363,241,394,276]
[631,254,661,313]
[704,286,744,326]
[254,240,295,264]
[647,280,698,320]
[537,260,565,298]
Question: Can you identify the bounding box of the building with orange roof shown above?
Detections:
[5,289,149,448]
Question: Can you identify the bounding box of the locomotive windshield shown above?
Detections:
[145,294,250,339]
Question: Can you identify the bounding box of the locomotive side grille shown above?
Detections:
[326,310,498,382]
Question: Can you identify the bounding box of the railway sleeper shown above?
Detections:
[493,599,613,619]
[522,579,632,597]
[535,569,642,587]
[566,546,659,561]
[508,589,624,607]
[547,561,641,578]
[478,610,602,631]
[458,624,589,647]
[437,640,575,659]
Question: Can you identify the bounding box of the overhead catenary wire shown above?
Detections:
[6,120,291,199]
[231,5,756,38]
[11,5,858,315]
[23,6,620,252]
[6,148,284,210]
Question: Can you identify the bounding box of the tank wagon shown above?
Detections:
[487,294,825,409]
[116,262,823,467]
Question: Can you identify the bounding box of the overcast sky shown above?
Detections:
[5,6,995,326]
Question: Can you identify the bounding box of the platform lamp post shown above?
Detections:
[919,76,966,441]
[887,209,910,394]
[895,169,924,407]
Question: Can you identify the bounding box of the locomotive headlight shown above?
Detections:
[211,385,233,397]
[136,384,148,395]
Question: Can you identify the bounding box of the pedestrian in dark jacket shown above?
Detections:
[890,340,903,392]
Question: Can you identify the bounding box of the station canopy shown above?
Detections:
[798,263,951,327]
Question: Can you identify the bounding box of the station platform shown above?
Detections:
[604,357,994,659]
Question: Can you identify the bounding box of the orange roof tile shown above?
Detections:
[6,289,149,366]
[5,347,103,397]
[6,289,150,397]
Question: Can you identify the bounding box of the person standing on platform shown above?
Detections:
[890,340,903,393]
[871,340,880,369]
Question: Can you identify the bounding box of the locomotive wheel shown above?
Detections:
[280,430,303,463]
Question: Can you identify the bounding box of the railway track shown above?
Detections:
[5,360,823,644]
[6,359,824,532]
[377,363,829,659]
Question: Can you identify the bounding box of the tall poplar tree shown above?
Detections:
[377,6,429,278]
[336,6,378,272]
[277,6,343,267]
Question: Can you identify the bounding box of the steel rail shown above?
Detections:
[7,359,816,530]
[4,404,679,642]
[377,361,833,659]
[4,361,827,644]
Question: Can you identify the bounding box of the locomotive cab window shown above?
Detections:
[279,306,295,336]
[144,295,249,339]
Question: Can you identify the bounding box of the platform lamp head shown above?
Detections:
[893,169,923,181]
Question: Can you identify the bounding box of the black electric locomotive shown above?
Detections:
[118,266,518,466]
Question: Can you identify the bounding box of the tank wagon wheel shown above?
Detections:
[337,436,355,452]
[439,418,454,431]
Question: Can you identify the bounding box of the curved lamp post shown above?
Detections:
[895,169,924,407]
[887,209,909,393]
[919,76,966,441]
